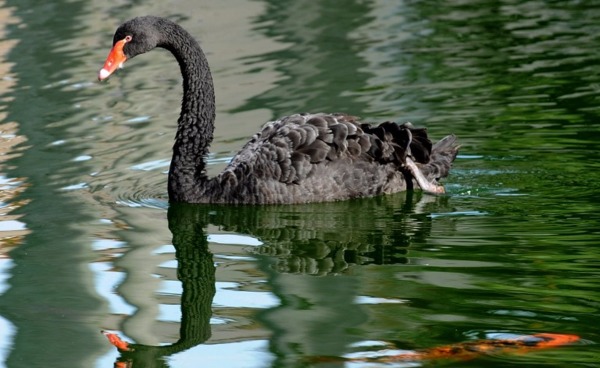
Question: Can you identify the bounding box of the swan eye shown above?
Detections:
[124,35,132,42]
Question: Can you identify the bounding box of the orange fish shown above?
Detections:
[308,333,580,363]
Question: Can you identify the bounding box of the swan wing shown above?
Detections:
[222,113,439,184]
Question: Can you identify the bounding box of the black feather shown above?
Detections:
[102,17,459,204]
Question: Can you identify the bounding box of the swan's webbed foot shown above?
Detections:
[405,157,445,195]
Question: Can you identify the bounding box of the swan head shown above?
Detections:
[98,16,164,81]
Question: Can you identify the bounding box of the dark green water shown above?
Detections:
[0,0,598,367]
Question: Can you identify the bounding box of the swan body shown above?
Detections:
[99,16,458,204]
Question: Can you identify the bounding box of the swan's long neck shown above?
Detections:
[160,23,215,202]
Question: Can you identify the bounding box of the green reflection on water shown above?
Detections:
[237,0,374,116]
[0,1,107,367]
[0,0,599,367]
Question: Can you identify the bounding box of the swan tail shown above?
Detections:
[422,134,459,181]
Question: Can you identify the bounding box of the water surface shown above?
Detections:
[0,0,598,367]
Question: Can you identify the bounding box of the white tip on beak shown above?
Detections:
[98,68,111,81]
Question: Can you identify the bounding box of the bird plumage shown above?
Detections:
[99,16,458,205]
[200,113,457,204]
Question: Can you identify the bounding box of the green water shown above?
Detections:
[0,0,598,367]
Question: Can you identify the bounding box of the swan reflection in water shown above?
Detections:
[101,193,580,367]
[104,192,448,366]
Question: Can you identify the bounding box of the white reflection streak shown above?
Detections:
[89,261,136,315]
[0,316,15,368]
[0,259,15,368]
[89,238,134,315]
[208,234,263,246]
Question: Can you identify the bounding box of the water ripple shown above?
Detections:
[115,197,168,209]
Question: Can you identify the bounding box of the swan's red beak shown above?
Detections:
[98,37,129,81]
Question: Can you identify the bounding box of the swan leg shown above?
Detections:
[405,157,445,194]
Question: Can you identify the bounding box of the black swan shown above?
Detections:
[98,16,458,204]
